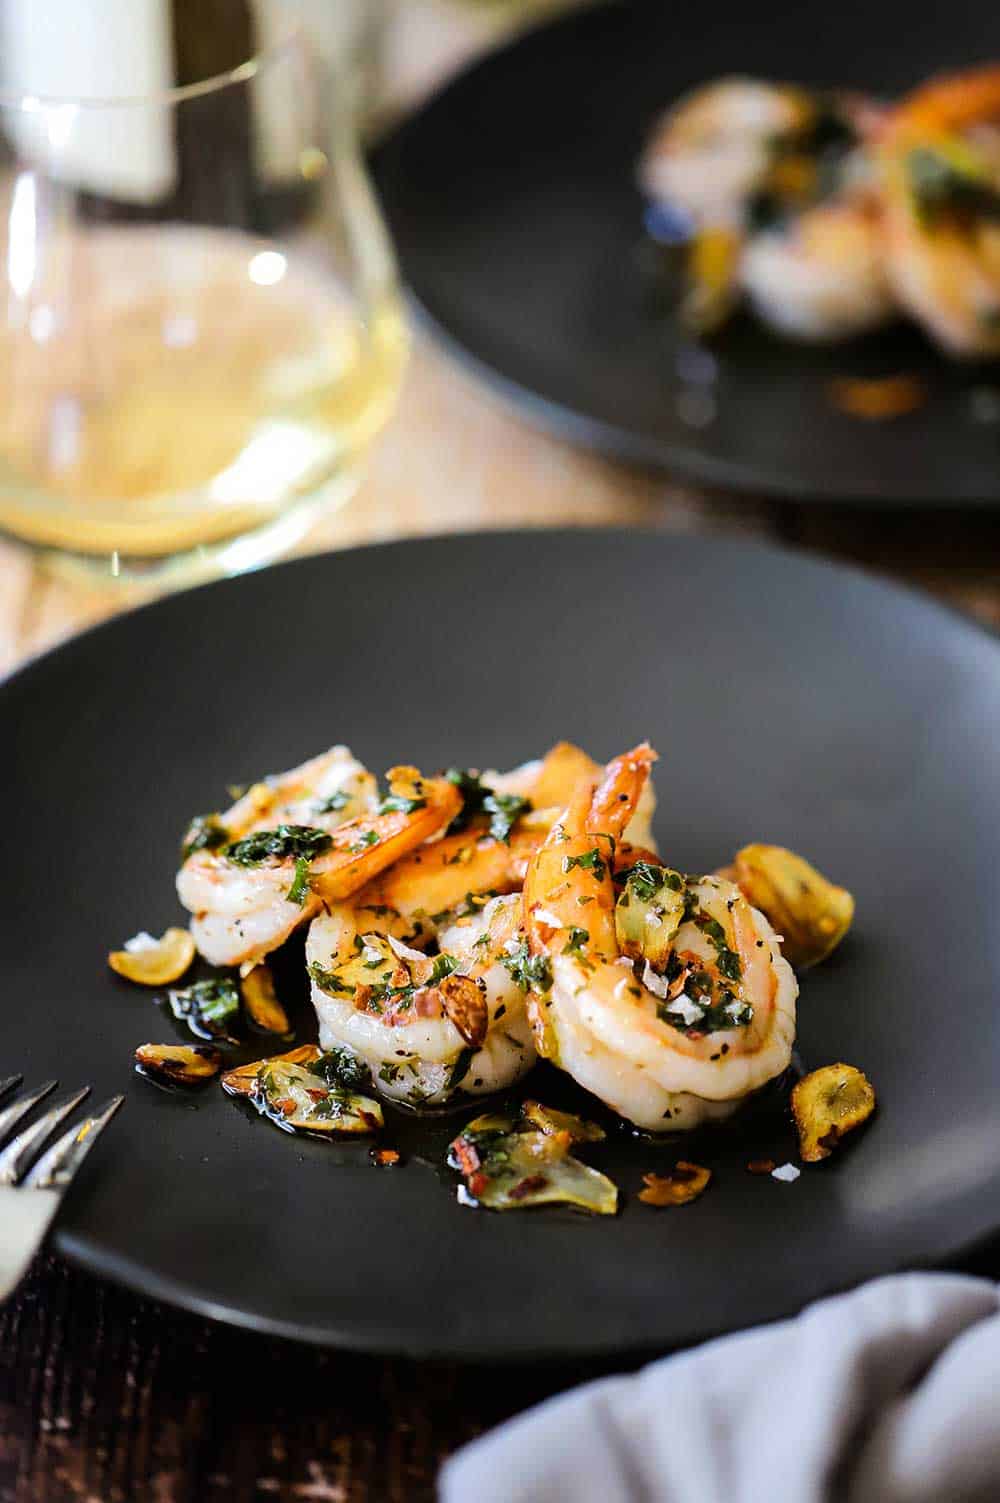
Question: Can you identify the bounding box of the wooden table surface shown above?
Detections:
[4,9,1000,1501]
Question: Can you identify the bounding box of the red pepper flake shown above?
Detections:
[371,1148,401,1168]
[451,1136,481,1179]
[306,1088,327,1102]
[746,1158,777,1175]
[508,1174,548,1201]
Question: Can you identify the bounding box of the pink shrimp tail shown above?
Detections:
[565,742,658,841]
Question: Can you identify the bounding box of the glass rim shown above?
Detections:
[0,28,303,112]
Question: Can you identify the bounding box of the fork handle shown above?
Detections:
[0,1187,60,1302]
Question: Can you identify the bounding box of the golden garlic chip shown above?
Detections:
[638,1161,712,1206]
[109,927,196,985]
[135,1043,220,1084]
[733,844,854,968]
[792,1063,875,1162]
[240,964,292,1036]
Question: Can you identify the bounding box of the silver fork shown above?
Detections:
[0,1075,123,1302]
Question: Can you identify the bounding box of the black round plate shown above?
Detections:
[6,530,1000,1359]
[373,0,1000,506]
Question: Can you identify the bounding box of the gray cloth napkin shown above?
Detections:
[440,1274,1000,1503]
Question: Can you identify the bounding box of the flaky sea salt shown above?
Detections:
[124,932,158,952]
[771,1163,801,1183]
[642,961,669,1000]
[533,909,564,930]
[666,994,704,1027]
[386,934,425,964]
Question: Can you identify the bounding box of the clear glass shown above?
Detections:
[0,32,407,585]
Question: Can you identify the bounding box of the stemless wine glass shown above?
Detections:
[0,28,407,585]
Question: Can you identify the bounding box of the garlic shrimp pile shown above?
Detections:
[306,742,659,1108]
[522,745,797,1132]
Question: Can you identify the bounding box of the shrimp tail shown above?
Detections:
[585,742,658,837]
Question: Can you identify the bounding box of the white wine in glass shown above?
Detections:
[0,19,407,584]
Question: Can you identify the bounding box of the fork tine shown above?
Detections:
[23,1096,125,1191]
[0,1087,90,1186]
[0,1080,57,1144]
[0,1075,23,1105]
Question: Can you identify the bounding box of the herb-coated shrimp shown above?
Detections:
[741,194,893,340]
[522,745,797,1131]
[307,894,534,1108]
[303,742,657,1109]
[177,759,460,968]
[640,77,816,229]
[881,66,1000,355]
[490,740,658,854]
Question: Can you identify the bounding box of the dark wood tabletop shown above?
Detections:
[1,1253,620,1503]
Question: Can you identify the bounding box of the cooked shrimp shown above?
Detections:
[881,67,1000,355]
[640,77,815,228]
[307,894,534,1108]
[489,740,657,855]
[741,193,894,340]
[303,743,651,1109]
[641,77,891,338]
[177,761,460,968]
[523,745,797,1132]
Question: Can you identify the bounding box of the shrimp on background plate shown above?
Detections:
[880,66,1000,355]
[640,76,893,338]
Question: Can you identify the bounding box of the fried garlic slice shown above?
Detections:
[733,844,854,968]
[109,928,195,985]
[792,1063,875,1162]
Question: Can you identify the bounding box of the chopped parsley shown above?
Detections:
[563,847,607,883]
[310,1047,372,1092]
[168,977,240,1040]
[658,996,753,1033]
[308,961,352,996]
[182,814,229,863]
[907,147,1000,227]
[445,768,532,842]
[500,941,553,993]
[225,825,332,866]
[445,1046,477,1093]
[350,830,380,853]
[619,861,683,902]
[563,927,589,955]
[285,855,313,906]
[377,793,427,816]
[427,952,459,985]
[692,911,743,982]
[483,791,531,844]
[313,790,350,815]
